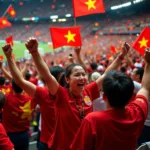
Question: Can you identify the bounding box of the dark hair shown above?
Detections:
[102,70,134,108]
[120,66,126,73]
[65,63,84,78]
[135,67,144,81]
[25,72,31,81]
[0,76,5,86]
[50,66,65,81]
[12,79,23,93]
[90,62,97,71]
[0,91,6,109]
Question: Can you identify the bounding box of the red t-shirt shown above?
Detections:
[33,87,56,144]
[70,95,148,150]
[0,123,14,150]
[48,81,99,150]
[2,93,32,132]
[0,84,12,94]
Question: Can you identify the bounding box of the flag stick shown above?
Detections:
[2,4,12,17]
[74,17,77,26]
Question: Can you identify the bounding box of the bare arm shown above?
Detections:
[25,37,58,95]
[75,47,88,72]
[21,61,30,77]
[96,42,130,90]
[125,54,134,67]
[2,44,36,97]
[0,62,12,81]
[137,48,150,100]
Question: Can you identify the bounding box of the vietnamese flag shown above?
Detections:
[132,27,150,56]
[7,5,16,17]
[0,56,4,61]
[73,0,105,17]
[6,36,14,46]
[0,17,11,29]
[110,45,117,53]
[50,26,82,49]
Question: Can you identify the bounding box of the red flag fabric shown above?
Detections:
[0,17,11,29]
[132,27,150,56]
[7,5,16,17]
[0,56,4,61]
[6,36,14,46]
[50,26,82,49]
[110,45,117,53]
[72,0,105,17]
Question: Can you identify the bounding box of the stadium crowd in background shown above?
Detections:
[0,0,150,150]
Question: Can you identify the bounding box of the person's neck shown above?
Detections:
[69,88,82,98]
[106,102,125,110]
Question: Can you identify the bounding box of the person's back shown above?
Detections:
[82,101,147,150]
[2,80,32,150]
[3,92,32,132]
[71,46,150,150]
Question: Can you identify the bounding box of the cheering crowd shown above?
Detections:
[0,36,149,150]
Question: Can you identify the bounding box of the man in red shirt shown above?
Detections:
[2,80,32,150]
[70,48,150,150]
[2,44,65,150]
[0,91,14,150]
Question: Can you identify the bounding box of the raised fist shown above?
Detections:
[74,46,81,55]
[25,37,38,53]
[122,42,130,56]
[2,44,12,57]
[144,47,150,63]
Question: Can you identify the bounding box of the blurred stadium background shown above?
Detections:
[0,0,150,60]
[0,0,150,149]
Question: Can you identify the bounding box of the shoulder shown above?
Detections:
[85,111,108,122]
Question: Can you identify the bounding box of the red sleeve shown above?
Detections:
[70,118,95,150]
[85,82,100,101]
[34,86,49,105]
[0,124,14,150]
[128,95,148,120]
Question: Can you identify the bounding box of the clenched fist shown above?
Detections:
[2,44,12,57]
[25,37,38,54]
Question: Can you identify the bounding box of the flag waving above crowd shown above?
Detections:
[0,17,11,29]
[132,27,150,56]
[7,5,16,17]
[50,26,82,49]
[72,0,105,17]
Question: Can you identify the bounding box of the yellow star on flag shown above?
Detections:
[11,11,15,15]
[20,101,33,120]
[85,0,96,10]
[64,30,76,43]
[139,37,149,48]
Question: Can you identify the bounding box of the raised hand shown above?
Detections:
[144,47,150,63]
[122,42,130,56]
[74,46,81,55]
[2,44,12,58]
[119,42,130,60]
[25,37,38,54]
